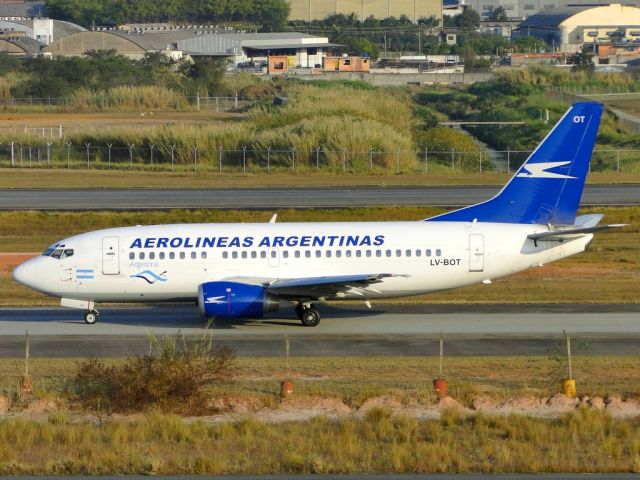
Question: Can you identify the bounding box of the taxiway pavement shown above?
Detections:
[1,304,638,357]
[1,185,638,210]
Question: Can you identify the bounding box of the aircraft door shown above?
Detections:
[469,234,484,272]
[102,236,120,275]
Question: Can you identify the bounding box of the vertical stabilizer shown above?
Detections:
[426,102,604,225]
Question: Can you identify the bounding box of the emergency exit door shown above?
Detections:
[469,234,484,272]
[102,236,120,275]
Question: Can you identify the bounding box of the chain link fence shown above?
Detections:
[0,144,638,174]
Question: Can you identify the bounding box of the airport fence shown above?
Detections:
[0,95,244,113]
[0,144,638,174]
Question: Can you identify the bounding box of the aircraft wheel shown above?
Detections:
[84,310,99,325]
[300,307,320,327]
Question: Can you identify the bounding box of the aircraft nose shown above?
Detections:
[13,258,38,289]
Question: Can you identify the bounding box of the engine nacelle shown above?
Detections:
[198,281,279,318]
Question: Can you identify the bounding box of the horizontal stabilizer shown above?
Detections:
[528,224,626,242]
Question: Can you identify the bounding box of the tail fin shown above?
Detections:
[426,102,604,225]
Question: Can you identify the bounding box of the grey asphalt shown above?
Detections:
[0,185,638,210]
[1,304,639,357]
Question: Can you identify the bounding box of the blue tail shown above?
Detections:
[426,102,604,225]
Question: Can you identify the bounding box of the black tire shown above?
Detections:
[300,307,320,327]
[84,310,99,325]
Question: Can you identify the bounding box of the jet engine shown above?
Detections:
[197,281,280,318]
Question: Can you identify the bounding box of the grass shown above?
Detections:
[0,206,638,306]
[2,355,640,407]
[0,409,638,474]
[0,355,639,474]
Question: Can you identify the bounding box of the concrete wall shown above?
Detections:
[274,71,493,85]
[288,0,441,22]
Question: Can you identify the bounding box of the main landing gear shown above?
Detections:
[295,303,321,327]
[84,309,100,325]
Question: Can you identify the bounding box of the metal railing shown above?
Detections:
[0,95,244,112]
[1,144,638,174]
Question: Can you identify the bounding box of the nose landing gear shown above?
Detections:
[84,309,100,324]
[295,303,321,327]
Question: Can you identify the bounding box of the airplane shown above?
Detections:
[13,102,624,327]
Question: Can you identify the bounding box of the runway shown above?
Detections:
[1,185,638,210]
[1,304,639,357]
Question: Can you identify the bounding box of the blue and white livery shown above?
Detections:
[13,102,623,326]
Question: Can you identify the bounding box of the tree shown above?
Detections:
[350,38,380,60]
[488,6,508,21]
[454,8,480,30]
[187,57,227,95]
[571,46,595,72]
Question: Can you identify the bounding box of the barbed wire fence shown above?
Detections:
[0,144,637,174]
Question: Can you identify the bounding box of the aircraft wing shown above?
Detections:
[224,273,400,300]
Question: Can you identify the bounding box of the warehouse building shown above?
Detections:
[513,3,640,52]
[462,0,637,21]
[43,29,335,67]
[287,0,441,22]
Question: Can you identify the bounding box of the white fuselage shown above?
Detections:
[19,220,592,304]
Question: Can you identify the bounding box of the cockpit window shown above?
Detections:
[42,247,74,259]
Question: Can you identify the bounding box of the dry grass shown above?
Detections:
[0,355,639,474]
[0,408,638,474]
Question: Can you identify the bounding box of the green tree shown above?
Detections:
[350,37,380,60]
[187,57,228,95]
[488,6,507,21]
[572,46,595,72]
[454,8,480,30]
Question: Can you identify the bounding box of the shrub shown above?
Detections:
[74,332,234,415]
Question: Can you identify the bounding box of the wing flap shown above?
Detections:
[266,273,399,298]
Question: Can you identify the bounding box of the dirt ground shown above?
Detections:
[0,253,35,277]
[1,393,639,423]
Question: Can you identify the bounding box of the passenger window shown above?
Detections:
[426,249,432,257]
[366,250,371,257]
[376,250,382,257]
[416,250,421,257]
[315,250,321,258]
[159,252,165,260]
[270,251,276,258]
[436,249,442,257]
[336,250,342,258]
[169,252,175,260]
[139,252,145,260]
[180,252,185,259]
[222,252,228,259]
[149,252,155,260]
[396,249,401,257]
[295,251,301,258]
[191,251,196,259]
[326,250,331,258]
[241,251,247,259]
[386,250,392,257]
[356,250,362,258]
[305,250,311,258]
[251,251,257,259]
[261,251,267,259]
[283,251,289,258]
[201,251,207,259]
[129,252,135,260]
[346,250,351,258]
[232,252,238,259]
[406,249,411,257]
